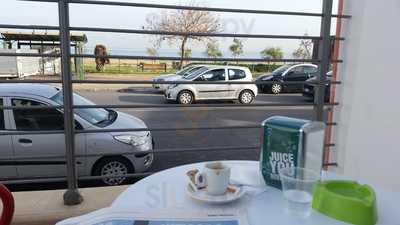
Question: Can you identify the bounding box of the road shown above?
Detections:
[78,88,315,172]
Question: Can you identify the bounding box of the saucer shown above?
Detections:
[186,184,246,204]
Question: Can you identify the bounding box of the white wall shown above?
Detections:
[333,0,400,192]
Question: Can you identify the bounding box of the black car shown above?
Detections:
[256,64,318,94]
[303,71,332,102]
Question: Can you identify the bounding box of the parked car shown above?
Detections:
[255,63,318,94]
[303,71,333,102]
[165,66,258,104]
[0,84,153,186]
[152,65,208,92]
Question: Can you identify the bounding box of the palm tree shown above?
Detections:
[260,47,283,60]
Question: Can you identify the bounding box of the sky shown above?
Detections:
[0,0,339,57]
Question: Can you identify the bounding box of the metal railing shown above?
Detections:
[0,0,350,205]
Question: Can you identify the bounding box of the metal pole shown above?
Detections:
[58,0,83,205]
[313,0,333,121]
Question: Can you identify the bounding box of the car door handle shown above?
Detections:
[19,138,32,144]
[18,138,33,146]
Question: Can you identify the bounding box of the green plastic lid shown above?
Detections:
[312,180,378,225]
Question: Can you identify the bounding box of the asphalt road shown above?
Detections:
[78,88,315,172]
[8,88,316,191]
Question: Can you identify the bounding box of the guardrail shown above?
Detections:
[0,0,349,205]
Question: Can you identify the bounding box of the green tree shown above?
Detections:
[229,38,244,58]
[146,47,158,57]
[260,47,284,60]
[146,1,222,69]
[179,48,192,58]
[146,47,158,63]
[205,41,223,60]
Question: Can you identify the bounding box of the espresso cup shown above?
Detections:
[195,162,231,195]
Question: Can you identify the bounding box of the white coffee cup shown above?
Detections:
[195,162,231,195]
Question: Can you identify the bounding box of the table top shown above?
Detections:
[112,160,400,225]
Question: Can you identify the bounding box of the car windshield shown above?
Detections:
[176,66,195,75]
[50,91,116,127]
[272,64,292,76]
[182,66,205,77]
[184,67,210,80]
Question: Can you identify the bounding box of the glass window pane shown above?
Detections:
[202,69,226,81]
[228,69,246,80]
[12,99,64,131]
[304,66,318,73]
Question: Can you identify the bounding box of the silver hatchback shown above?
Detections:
[165,66,258,104]
[0,84,153,185]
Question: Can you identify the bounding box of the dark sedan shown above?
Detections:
[256,64,318,94]
[303,71,332,102]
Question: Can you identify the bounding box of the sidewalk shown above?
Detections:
[9,186,128,225]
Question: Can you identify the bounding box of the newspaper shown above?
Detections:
[56,207,249,225]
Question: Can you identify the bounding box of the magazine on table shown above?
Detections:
[56,207,249,225]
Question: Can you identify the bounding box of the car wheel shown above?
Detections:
[93,157,134,186]
[271,83,282,94]
[239,90,254,104]
[177,90,194,104]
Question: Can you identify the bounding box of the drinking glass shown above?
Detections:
[279,167,320,217]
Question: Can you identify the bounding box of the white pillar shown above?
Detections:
[333,0,400,191]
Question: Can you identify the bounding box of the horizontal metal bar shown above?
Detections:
[0,140,335,161]
[0,24,59,30]
[0,121,335,136]
[0,52,342,63]
[72,102,338,109]
[76,125,261,134]
[0,79,341,85]
[0,101,338,111]
[70,26,344,41]
[0,130,65,135]
[1,172,152,185]
[0,24,345,41]
[0,145,260,161]
[0,79,61,83]
[21,0,351,19]
[72,80,342,85]
[0,160,65,166]
[0,105,63,110]
[326,122,337,126]
[78,172,153,181]
[0,52,60,57]
[1,177,68,185]
[71,53,331,63]
[323,162,338,167]
[0,126,260,136]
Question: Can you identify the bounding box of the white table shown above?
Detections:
[111,160,400,225]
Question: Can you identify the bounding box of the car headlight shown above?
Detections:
[114,134,147,146]
[168,84,179,89]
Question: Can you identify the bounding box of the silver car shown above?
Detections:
[152,65,208,92]
[165,66,258,104]
[0,84,153,185]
